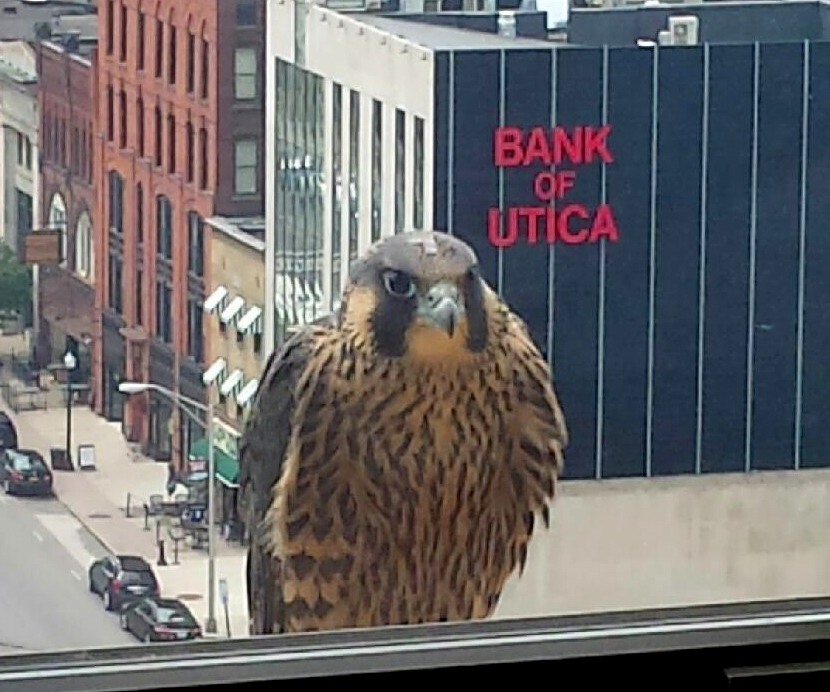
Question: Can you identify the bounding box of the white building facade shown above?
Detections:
[264,0,435,351]
[0,41,39,265]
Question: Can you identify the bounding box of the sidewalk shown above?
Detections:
[0,391,250,639]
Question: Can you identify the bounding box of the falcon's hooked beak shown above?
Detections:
[416,281,465,338]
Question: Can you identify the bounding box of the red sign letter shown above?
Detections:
[558,205,590,244]
[584,126,614,164]
[494,127,524,167]
[589,205,620,242]
[488,208,517,247]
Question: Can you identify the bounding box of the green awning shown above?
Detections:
[189,437,239,488]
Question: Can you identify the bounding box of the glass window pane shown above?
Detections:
[234,47,256,73]
[235,140,257,166]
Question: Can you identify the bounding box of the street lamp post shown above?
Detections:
[118,380,218,635]
[205,387,216,634]
[63,351,77,465]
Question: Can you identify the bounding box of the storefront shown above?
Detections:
[188,417,241,538]
[100,310,125,423]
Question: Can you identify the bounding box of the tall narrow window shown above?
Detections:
[136,97,144,156]
[185,122,194,182]
[348,90,359,261]
[186,32,195,93]
[156,195,173,259]
[136,183,144,245]
[200,38,209,98]
[187,298,204,362]
[136,270,144,326]
[58,119,66,167]
[86,124,92,181]
[154,106,162,166]
[106,87,114,141]
[330,82,342,306]
[198,128,208,189]
[234,48,257,100]
[167,114,176,173]
[118,90,127,149]
[234,139,257,195]
[108,171,124,233]
[119,1,128,63]
[105,0,114,55]
[155,19,163,78]
[156,282,172,342]
[71,127,80,174]
[394,108,405,234]
[187,212,204,276]
[109,255,123,314]
[168,24,177,85]
[137,12,145,69]
[371,99,382,242]
[413,116,424,230]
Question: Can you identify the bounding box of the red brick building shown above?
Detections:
[36,34,98,388]
[93,0,265,462]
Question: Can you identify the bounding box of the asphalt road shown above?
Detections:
[0,488,135,655]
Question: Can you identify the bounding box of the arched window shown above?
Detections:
[75,210,94,280]
[47,192,68,266]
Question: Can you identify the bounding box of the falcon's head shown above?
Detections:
[340,231,493,366]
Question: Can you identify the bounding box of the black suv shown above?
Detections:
[0,412,18,452]
[88,554,161,612]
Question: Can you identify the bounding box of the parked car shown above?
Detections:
[119,597,202,643]
[88,554,160,611]
[0,411,18,452]
[0,448,53,496]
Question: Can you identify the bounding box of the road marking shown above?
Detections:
[0,494,6,504]
[32,530,43,542]
[35,513,100,569]
[70,569,81,581]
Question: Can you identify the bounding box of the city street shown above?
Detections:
[0,489,135,655]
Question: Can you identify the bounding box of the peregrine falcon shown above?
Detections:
[239,230,568,635]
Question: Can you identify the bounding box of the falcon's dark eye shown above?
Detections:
[382,270,416,299]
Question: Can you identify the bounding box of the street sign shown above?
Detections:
[219,578,229,606]
[22,230,61,265]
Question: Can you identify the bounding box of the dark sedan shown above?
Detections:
[88,554,160,611]
[0,448,53,496]
[119,597,202,643]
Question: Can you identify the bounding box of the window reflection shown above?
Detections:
[331,82,343,308]
[394,108,405,234]
[414,116,424,231]
[348,90,360,261]
[274,59,326,346]
[371,99,382,243]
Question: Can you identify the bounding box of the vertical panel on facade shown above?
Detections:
[601,47,653,478]
[450,50,501,281]
[701,45,754,474]
[552,47,602,480]
[500,50,553,356]
[650,47,704,476]
[750,42,804,471]
[433,51,450,233]
[800,41,830,469]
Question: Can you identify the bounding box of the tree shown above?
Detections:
[0,241,32,320]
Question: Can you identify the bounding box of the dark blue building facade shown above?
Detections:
[433,40,830,480]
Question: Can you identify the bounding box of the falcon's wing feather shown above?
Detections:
[238,311,338,635]
[501,308,569,576]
